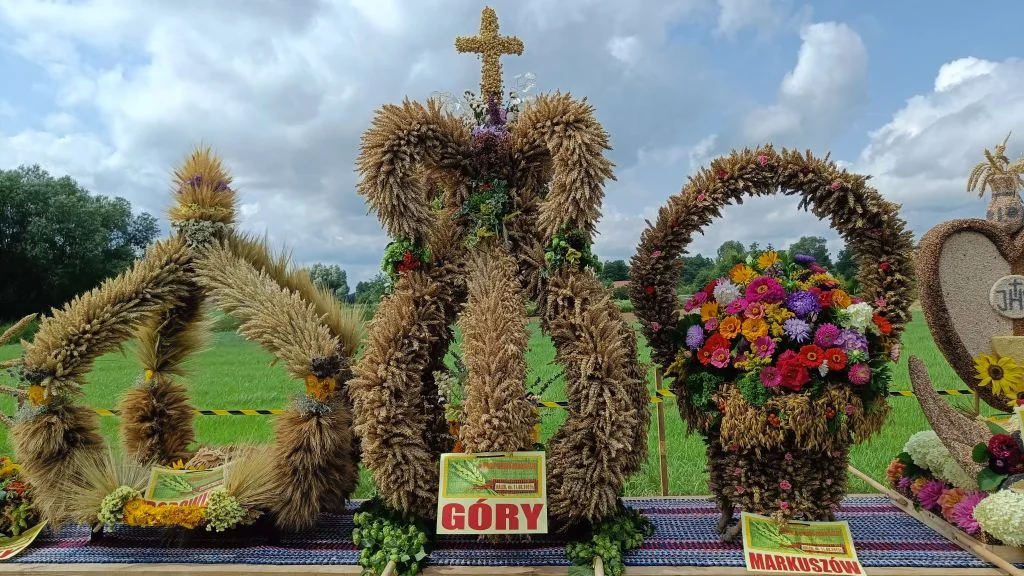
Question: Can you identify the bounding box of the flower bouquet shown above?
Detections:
[667,250,896,536]
[0,457,39,539]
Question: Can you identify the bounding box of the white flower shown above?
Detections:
[818,361,830,377]
[713,279,742,306]
[841,303,874,331]
[745,254,754,266]
[904,430,978,489]
[974,490,1024,546]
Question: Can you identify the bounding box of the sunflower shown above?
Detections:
[975,353,1024,399]
[756,250,780,270]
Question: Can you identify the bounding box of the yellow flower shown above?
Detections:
[700,302,720,322]
[741,317,768,342]
[757,251,779,270]
[27,385,45,406]
[719,316,742,339]
[730,264,756,284]
[765,303,794,324]
[975,353,1024,400]
[304,374,338,402]
[832,289,852,309]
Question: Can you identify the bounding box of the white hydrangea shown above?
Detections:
[904,430,978,490]
[713,279,742,306]
[841,302,874,331]
[974,490,1024,546]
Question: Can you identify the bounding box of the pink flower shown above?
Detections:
[650,322,662,332]
[744,301,766,319]
[734,467,743,476]
[757,154,769,166]
[848,363,872,386]
[890,343,901,362]
[917,480,946,510]
[726,298,748,315]
[760,366,782,388]
[705,318,720,331]
[952,492,987,535]
[651,250,663,258]
[779,501,790,510]
[874,297,887,308]
[683,292,708,311]
[779,480,792,491]
[784,452,793,461]
[710,348,731,368]
[735,485,745,494]
[697,193,707,202]
[752,335,776,358]
[845,403,855,415]
[830,181,842,191]
[745,277,785,304]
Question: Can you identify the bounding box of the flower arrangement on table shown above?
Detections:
[887,428,1024,547]
[667,249,896,527]
[0,457,39,538]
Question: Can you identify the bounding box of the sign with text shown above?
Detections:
[741,512,865,575]
[0,521,46,561]
[144,465,228,506]
[436,451,547,534]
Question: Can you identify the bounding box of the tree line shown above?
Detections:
[0,164,860,323]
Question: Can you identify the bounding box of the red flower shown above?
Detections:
[6,480,26,497]
[703,280,718,296]
[817,290,834,308]
[716,169,729,180]
[830,181,842,191]
[798,345,825,368]
[718,401,727,412]
[396,250,421,273]
[777,350,810,392]
[879,261,890,272]
[697,347,713,365]
[825,407,836,419]
[706,333,731,351]
[767,413,782,428]
[824,348,848,371]
[644,286,655,295]
[989,434,1020,459]
[873,314,892,335]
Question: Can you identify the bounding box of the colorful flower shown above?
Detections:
[714,279,743,305]
[745,277,785,304]
[700,302,720,322]
[685,325,705,349]
[835,329,869,353]
[730,264,756,285]
[848,363,872,386]
[786,290,821,317]
[757,154,769,166]
[897,477,912,493]
[741,317,768,342]
[832,290,852,309]
[917,479,946,510]
[952,492,987,534]
[752,335,776,358]
[797,344,825,368]
[710,348,731,368]
[910,477,928,496]
[782,318,811,343]
[683,291,708,311]
[705,318,720,331]
[939,488,967,523]
[760,366,782,388]
[842,302,875,331]
[779,480,792,491]
[725,297,748,315]
[793,254,816,266]
[873,313,893,335]
[719,316,742,339]
[744,301,766,319]
[651,250,663,258]
[886,460,906,485]
[824,348,848,371]
[777,350,810,391]
[644,285,655,295]
[814,323,841,348]
[757,251,780,270]
[988,434,1019,459]
[974,353,1024,400]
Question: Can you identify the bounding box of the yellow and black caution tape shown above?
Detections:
[84,388,983,416]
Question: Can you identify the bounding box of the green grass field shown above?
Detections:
[0,311,976,497]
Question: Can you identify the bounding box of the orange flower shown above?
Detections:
[741,317,768,341]
[885,460,905,485]
[938,488,966,522]
[910,477,928,496]
[700,302,720,321]
[831,290,852,309]
[873,314,893,335]
[730,264,756,284]
[719,316,742,339]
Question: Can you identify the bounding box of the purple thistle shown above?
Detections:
[685,325,705,349]
[785,290,821,317]
[782,318,811,343]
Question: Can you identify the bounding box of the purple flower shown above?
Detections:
[897,476,912,494]
[917,480,946,510]
[760,366,782,388]
[725,298,748,315]
[794,254,816,265]
[845,403,855,415]
[705,318,719,331]
[952,492,987,534]
[685,325,705,349]
[835,329,868,353]
[745,277,785,304]
[786,290,821,317]
[848,363,872,386]
[814,323,841,348]
[782,318,811,343]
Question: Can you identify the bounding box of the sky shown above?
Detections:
[1,0,1022,282]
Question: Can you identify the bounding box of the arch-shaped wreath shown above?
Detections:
[630,144,915,538]
[349,21,648,527]
[6,148,362,532]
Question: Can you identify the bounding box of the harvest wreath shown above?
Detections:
[630,145,915,541]
[4,147,362,533]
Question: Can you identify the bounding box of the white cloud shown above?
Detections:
[606,36,641,66]
[715,0,783,38]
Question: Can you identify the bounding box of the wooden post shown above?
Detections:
[655,368,670,497]
[593,555,605,576]
[380,560,397,576]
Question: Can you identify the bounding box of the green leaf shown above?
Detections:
[972,443,992,464]
[896,451,915,466]
[987,420,1010,435]
[414,549,427,562]
[978,468,1008,492]
[568,566,596,576]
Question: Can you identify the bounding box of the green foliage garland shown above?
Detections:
[565,504,654,576]
[544,226,600,272]
[459,178,511,247]
[381,239,432,282]
[352,499,431,576]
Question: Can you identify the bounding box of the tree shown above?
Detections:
[308,263,350,301]
[354,273,389,306]
[678,254,715,293]
[716,240,746,265]
[599,259,630,284]
[0,165,159,320]
[834,247,859,293]
[786,236,833,268]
